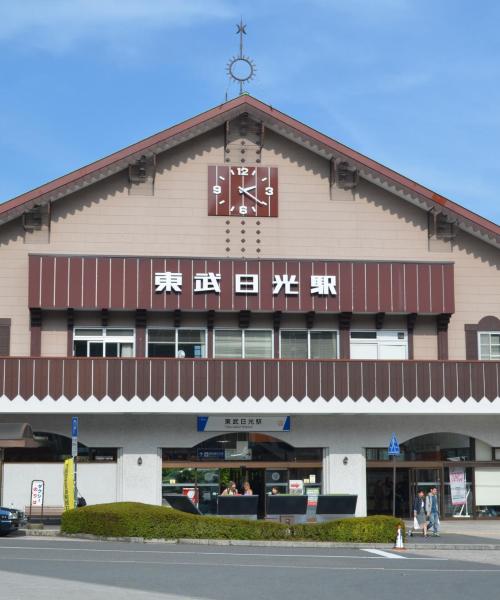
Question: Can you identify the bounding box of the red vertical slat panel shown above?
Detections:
[484,362,498,401]
[334,362,348,401]
[403,362,417,401]
[163,258,181,311]
[457,362,471,400]
[352,263,366,313]
[319,362,334,401]
[78,360,92,400]
[182,259,193,311]
[4,360,19,398]
[121,361,136,400]
[362,361,376,401]
[338,263,353,313]
[300,261,314,313]
[151,258,167,311]
[150,360,164,400]
[278,362,293,400]
[443,264,455,314]
[0,359,5,396]
[365,263,379,313]
[219,260,233,311]
[405,263,418,314]
[49,359,63,400]
[34,359,49,400]
[107,360,122,400]
[292,360,306,400]
[250,361,264,400]
[96,258,110,309]
[264,361,278,400]
[124,258,138,309]
[325,261,340,313]
[379,264,392,312]
[192,259,207,311]
[416,362,431,401]
[222,360,236,400]
[19,359,34,399]
[470,363,484,400]
[208,360,222,400]
[40,257,55,308]
[443,362,458,401]
[54,257,69,308]
[110,259,125,309]
[430,264,444,315]
[246,261,261,312]
[92,360,107,400]
[285,261,301,313]
[306,361,321,401]
[236,360,250,400]
[232,260,248,312]
[83,257,97,308]
[429,362,444,401]
[137,258,152,310]
[391,263,405,313]
[179,361,194,399]
[348,362,362,400]
[390,362,403,401]
[272,261,288,312]
[206,259,221,311]
[417,264,431,313]
[375,361,390,401]
[259,261,274,312]
[28,256,41,307]
[193,361,208,400]
[164,360,178,399]
[63,359,78,400]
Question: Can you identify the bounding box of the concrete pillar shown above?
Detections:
[322,446,367,517]
[117,445,162,505]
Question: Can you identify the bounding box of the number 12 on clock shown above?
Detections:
[207,165,278,217]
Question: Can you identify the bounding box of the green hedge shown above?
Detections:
[61,502,403,543]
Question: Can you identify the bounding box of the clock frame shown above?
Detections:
[208,165,278,217]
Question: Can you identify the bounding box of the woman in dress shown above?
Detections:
[242,480,253,495]
[413,489,428,537]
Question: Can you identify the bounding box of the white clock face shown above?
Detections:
[208,165,278,217]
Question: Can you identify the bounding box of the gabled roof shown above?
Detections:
[1,95,498,247]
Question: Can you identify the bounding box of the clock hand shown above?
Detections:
[240,189,268,206]
[238,185,256,194]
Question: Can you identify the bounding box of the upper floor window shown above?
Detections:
[350,330,407,360]
[479,332,500,360]
[148,329,206,358]
[73,328,135,357]
[214,330,273,358]
[280,330,338,359]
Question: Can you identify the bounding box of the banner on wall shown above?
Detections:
[63,458,75,511]
[449,466,467,506]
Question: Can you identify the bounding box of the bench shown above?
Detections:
[25,506,65,521]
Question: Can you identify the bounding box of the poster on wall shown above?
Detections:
[289,480,304,495]
[30,480,44,507]
[449,466,467,506]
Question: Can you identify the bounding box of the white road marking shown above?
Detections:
[0,545,446,560]
[362,549,407,559]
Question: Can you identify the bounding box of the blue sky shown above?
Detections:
[1,0,499,224]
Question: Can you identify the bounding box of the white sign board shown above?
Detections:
[449,466,467,506]
[31,480,45,507]
[289,480,304,495]
[197,416,290,432]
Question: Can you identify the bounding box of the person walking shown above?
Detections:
[413,489,428,537]
[426,487,440,536]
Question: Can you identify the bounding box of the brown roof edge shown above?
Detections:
[1,95,498,239]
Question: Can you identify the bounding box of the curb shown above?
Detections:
[56,533,500,550]
[17,529,60,537]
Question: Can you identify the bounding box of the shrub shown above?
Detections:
[61,503,404,543]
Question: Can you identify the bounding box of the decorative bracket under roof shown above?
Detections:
[224,112,264,165]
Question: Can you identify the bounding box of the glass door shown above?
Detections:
[410,468,442,514]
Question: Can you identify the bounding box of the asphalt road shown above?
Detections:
[1,538,500,600]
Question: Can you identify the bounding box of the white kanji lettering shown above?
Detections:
[154,272,183,293]
[194,272,221,293]
[310,275,337,296]
[235,274,259,294]
[272,274,299,295]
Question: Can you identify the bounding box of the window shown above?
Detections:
[73,328,134,357]
[479,332,500,360]
[280,330,338,359]
[148,329,206,358]
[214,330,273,358]
[350,330,407,360]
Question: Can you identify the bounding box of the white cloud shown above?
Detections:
[0,0,233,51]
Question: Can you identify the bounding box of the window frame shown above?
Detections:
[146,328,207,358]
[349,329,408,360]
[279,329,339,359]
[477,331,500,360]
[213,328,274,359]
[73,327,136,357]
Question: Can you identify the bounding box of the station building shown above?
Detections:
[0,95,499,519]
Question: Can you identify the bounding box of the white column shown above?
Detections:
[322,447,367,517]
[117,445,162,505]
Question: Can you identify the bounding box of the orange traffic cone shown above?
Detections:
[393,525,406,550]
